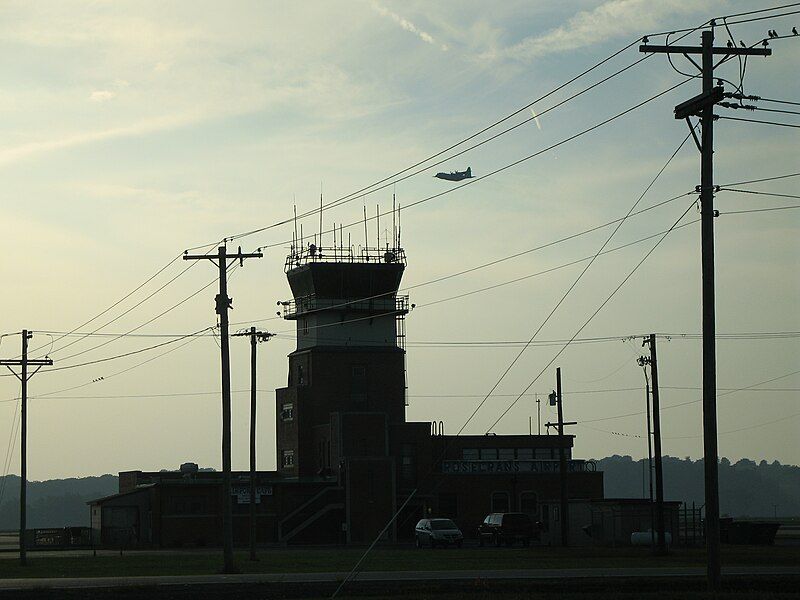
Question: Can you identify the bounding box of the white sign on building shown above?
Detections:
[231,486,273,504]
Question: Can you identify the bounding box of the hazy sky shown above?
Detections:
[0,1,797,480]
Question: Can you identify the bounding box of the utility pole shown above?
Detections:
[636,360,655,550]
[641,29,771,589]
[183,245,262,573]
[232,326,273,562]
[547,368,576,547]
[0,330,53,567]
[640,335,666,555]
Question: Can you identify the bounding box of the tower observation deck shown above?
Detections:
[281,244,409,351]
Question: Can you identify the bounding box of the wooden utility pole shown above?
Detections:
[648,334,666,555]
[547,369,576,547]
[556,368,568,547]
[232,326,273,561]
[640,335,666,554]
[183,245,262,573]
[0,330,53,567]
[641,29,771,589]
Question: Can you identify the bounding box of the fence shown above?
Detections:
[678,502,704,546]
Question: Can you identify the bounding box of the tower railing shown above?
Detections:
[282,294,409,319]
[284,245,406,272]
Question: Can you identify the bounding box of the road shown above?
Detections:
[0,566,798,591]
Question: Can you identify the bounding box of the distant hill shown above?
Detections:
[596,455,800,517]
[0,457,797,528]
[0,475,117,528]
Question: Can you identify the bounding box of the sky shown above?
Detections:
[0,0,798,480]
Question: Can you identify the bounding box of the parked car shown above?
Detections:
[415,518,463,548]
[477,512,534,547]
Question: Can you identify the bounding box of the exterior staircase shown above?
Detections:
[278,486,344,544]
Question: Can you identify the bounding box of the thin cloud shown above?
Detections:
[0,112,202,166]
[487,0,713,62]
[90,90,117,102]
[371,2,448,52]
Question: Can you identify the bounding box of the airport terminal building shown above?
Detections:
[90,241,606,547]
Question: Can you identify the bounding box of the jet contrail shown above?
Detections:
[530,108,542,130]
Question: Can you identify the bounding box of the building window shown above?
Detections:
[439,493,458,518]
[498,448,515,460]
[520,492,537,515]
[491,491,510,513]
[480,448,498,460]
[298,365,305,386]
[517,448,534,460]
[462,448,479,461]
[282,450,295,468]
[281,403,294,421]
[535,448,552,459]
[401,443,416,485]
[302,318,309,335]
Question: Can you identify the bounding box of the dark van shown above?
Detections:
[477,512,534,547]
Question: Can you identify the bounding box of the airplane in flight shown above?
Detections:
[434,167,473,182]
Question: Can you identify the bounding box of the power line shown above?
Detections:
[722,205,800,214]
[25,253,186,358]
[718,188,800,200]
[665,412,800,439]
[717,114,800,128]
[43,258,205,359]
[750,106,800,117]
[31,333,206,400]
[42,328,214,374]
[49,261,238,365]
[256,78,694,255]
[449,128,697,435]
[758,96,800,107]
[414,218,697,310]
[719,171,800,187]
[486,202,696,433]
[232,188,698,328]
[217,37,651,246]
[577,369,800,429]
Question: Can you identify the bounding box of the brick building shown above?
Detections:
[90,241,604,546]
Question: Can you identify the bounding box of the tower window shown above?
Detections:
[281,403,294,421]
[302,318,309,335]
[281,450,295,468]
[298,365,305,386]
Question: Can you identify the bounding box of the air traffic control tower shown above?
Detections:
[275,239,410,480]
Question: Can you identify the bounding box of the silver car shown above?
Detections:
[415,518,463,548]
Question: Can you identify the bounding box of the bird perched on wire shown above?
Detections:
[739,41,746,47]
[727,40,733,48]
[768,29,778,38]
[793,27,798,36]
